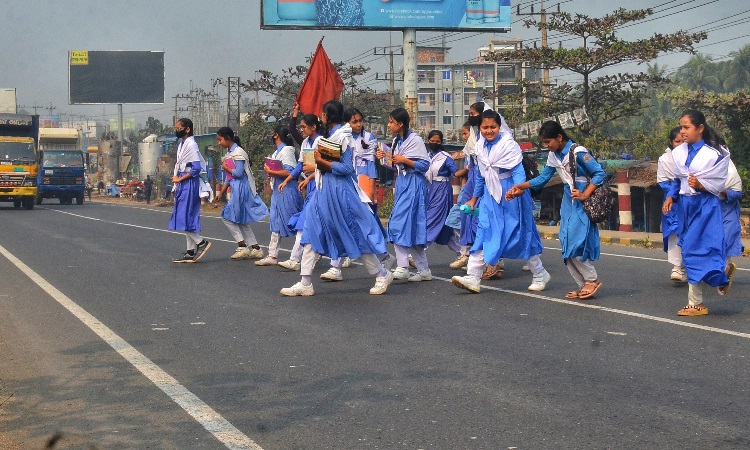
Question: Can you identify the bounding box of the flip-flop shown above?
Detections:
[565,290,580,299]
[718,262,737,296]
[578,280,603,300]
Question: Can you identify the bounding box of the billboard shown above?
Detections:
[261,0,511,31]
[0,88,16,114]
[69,51,165,104]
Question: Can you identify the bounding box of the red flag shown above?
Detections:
[296,39,344,116]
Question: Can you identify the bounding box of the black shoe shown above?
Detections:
[172,252,195,263]
[193,240,211,262]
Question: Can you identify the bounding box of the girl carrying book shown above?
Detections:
[213,127,268,260]
[256,125,303,266]
[280,100,394,296]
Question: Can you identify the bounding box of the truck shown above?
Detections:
[36,127,86,205]
[0,113,39,209]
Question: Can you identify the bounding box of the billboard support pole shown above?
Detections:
[403,28,418,124]
[118,103,123,181]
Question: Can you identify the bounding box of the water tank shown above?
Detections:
[98,139,119,183]
[138,141,161,178]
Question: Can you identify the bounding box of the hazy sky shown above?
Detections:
[2,0,748,127]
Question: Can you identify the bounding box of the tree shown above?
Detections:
[493,8,706,136]
[674,54,725,93]
[724,45,750,92]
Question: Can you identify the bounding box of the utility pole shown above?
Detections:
[375,44,403,109]
[227,77,241,131]
[517,1,562,102]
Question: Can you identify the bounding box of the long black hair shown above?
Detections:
[343,107,363,124]
[216,126,240,146]
[538,120,570,142]
[427,129,444,143]
[274,124,295,146]
[469,101,486,115]
[389,107,410,135]
[322,100,345,134]
[668,126,681,149]
[680,109,723,149]
[177,118,194,137]
[300,113,324,137]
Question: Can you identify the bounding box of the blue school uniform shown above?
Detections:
[722,188,744,257]
[458,154,480,246]
[387,131,430,248]
[221,146,269,224]
[529,140,605,263]
[667,140,729,286]
[269,144,303,237]
[287,135,320,233]
[472,135,543,263]
[302,124,386,259]
[353,130,379,178]
[426,150,458,244]
[169,160,202,232]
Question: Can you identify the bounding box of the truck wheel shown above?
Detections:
[76,193,84,205]
[22,197,34,210]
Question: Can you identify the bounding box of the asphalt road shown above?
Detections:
[1,200,749,449]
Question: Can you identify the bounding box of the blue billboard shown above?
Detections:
[261,0,511,32]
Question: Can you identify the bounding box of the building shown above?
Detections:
[415,39,540,142]
[477,38,541,116]
[415,46,495,142]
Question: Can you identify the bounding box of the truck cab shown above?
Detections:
[0,113,39,209]
[37,128,86,205]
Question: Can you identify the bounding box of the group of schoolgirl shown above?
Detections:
[450,103,606,300]
[659,110,742,316]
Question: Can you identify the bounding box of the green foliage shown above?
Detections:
[238,116,275,193]
[491,7,705,134]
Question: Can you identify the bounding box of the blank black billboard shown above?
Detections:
[69,51,164,104]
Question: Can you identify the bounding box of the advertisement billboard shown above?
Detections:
[69,51,165,104]
[261,0,511,32]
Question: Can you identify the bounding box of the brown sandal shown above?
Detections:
[565,290,580,299]
[578,280,603,300]
[481,263,502,280]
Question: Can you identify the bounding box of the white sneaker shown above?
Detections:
[278,259,301,271]
[670,266,687,283]
[528,270,551,291]
[522,264,530,272]
[370,270,395,295]
[341,257,352,268]
[230,247,252,260]
[450,255,469,269]
[255,256,278,266]
[392,267,411,280]
[452,275,481,293]
[381,253,397,271]
[280,281,314,297]
[247,247,264,259]
[408,269,433,282]
[320,267,343,281]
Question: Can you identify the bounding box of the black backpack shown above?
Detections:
[521,152,540,196]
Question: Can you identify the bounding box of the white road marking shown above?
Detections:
[44,206,750,342]
[0,242,263,450]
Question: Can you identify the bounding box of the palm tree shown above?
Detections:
[675,54,723,92]
[724,45,750,92]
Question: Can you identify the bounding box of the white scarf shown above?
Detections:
[173,136,212,201]
[672,141,729,197]
[656,148,676,183]
[426,150,450,183]
[545,143,588,189]
[726,158,742,192]
[462,126,479,156]
[352,130,378,167]
[390,131,430,177]
[228,144,258,196]
[475,133,523,203]
[273,144,298,168]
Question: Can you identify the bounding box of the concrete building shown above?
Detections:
[415,38,540,142]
